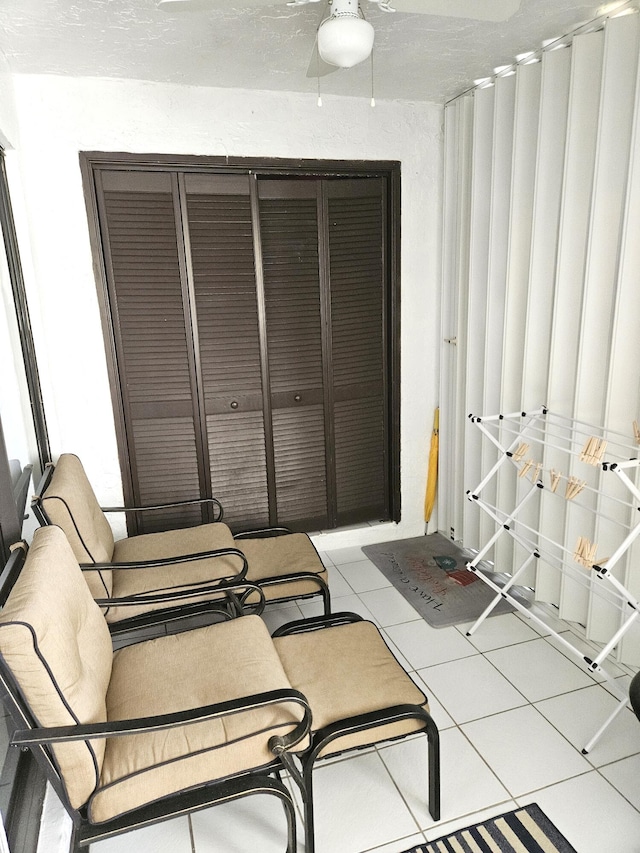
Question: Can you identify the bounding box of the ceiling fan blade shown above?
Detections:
[158,0,281,10]
[306,42,339,78]
[383,0,521,22]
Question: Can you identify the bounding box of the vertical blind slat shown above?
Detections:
[463,86,495,552]
[524,45,572,602]
[479,74,517,555]
[496,61,542,580]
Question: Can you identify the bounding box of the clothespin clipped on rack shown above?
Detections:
[512,443,529,462]
[531,462,543,483]
[565,476,586,501]
[579,436,608,466]
[573,536,599,568]
[518,459,534,479]
[633,420,640,446]
[549,469,563,493]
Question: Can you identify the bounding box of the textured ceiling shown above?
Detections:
[0,0,617,102]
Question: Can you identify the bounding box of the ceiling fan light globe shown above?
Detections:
[317,16,375,68]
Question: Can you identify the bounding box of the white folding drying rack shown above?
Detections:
[465,406,640,752]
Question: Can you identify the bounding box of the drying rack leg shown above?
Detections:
[465,553,537,637]
[582,693,631,754]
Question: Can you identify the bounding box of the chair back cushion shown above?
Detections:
[40,454,115,597]
[0,526,113,810]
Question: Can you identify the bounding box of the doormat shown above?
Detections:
[362,533,531,629]
[401,803,578,853]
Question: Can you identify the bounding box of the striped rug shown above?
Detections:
[404,804,577,852]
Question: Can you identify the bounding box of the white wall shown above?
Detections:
[0,50,18,148]
[9,74,443,549]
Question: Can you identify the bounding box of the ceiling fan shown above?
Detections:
[158,0,522,73]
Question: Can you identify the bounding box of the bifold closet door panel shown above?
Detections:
[184,173,270,529]
[327,179,388,525]
[258,180,329,530]
[97,170,204,533]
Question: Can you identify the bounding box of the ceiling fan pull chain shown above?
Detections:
[370,46,375,106]
[317,32,323,106]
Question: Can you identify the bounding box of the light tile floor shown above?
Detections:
[44,544,640,853]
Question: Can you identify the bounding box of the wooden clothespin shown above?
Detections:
[565,476,586,501]
[531,462,542,483]
[573,536,598,568]
[550,469,562,493]
[633,420,640,446]
[513,443,529,462]
[579,436,607,466]
[518,459,534,479]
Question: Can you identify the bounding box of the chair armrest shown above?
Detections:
[80,546,248,580]
[272,611,363,638]
[94,578,266,614]
[101,497,224,522]
[234,527,292,540]
[12,688,312,753]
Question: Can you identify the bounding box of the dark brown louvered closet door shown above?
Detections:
[98,171,205,533]
[90,161,398,535]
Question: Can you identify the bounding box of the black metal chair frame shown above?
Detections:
[272,612,441,853]
[0,545,312,852]
[630,671,640,722]
[32,461,332,622]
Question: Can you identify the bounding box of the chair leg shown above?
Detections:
[425,712,441,822]
[301,755,317,853]
[70,824,83,852]
[295,712,440,852]
[320,584,331,617]
[278,783,298,853]
[252,774,299,853]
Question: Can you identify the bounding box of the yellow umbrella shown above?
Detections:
[424,407,439,523]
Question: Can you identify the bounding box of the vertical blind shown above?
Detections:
[441,7,640,664]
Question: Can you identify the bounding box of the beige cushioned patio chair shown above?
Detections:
[0,526,310,851]
[32,454,330,630]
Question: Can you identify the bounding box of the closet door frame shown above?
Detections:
[80,153,401,530]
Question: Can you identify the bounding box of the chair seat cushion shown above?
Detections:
[108,523,242,621]
[238,534,328,601]
[89,615,304,823]
[274,621,429,757]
